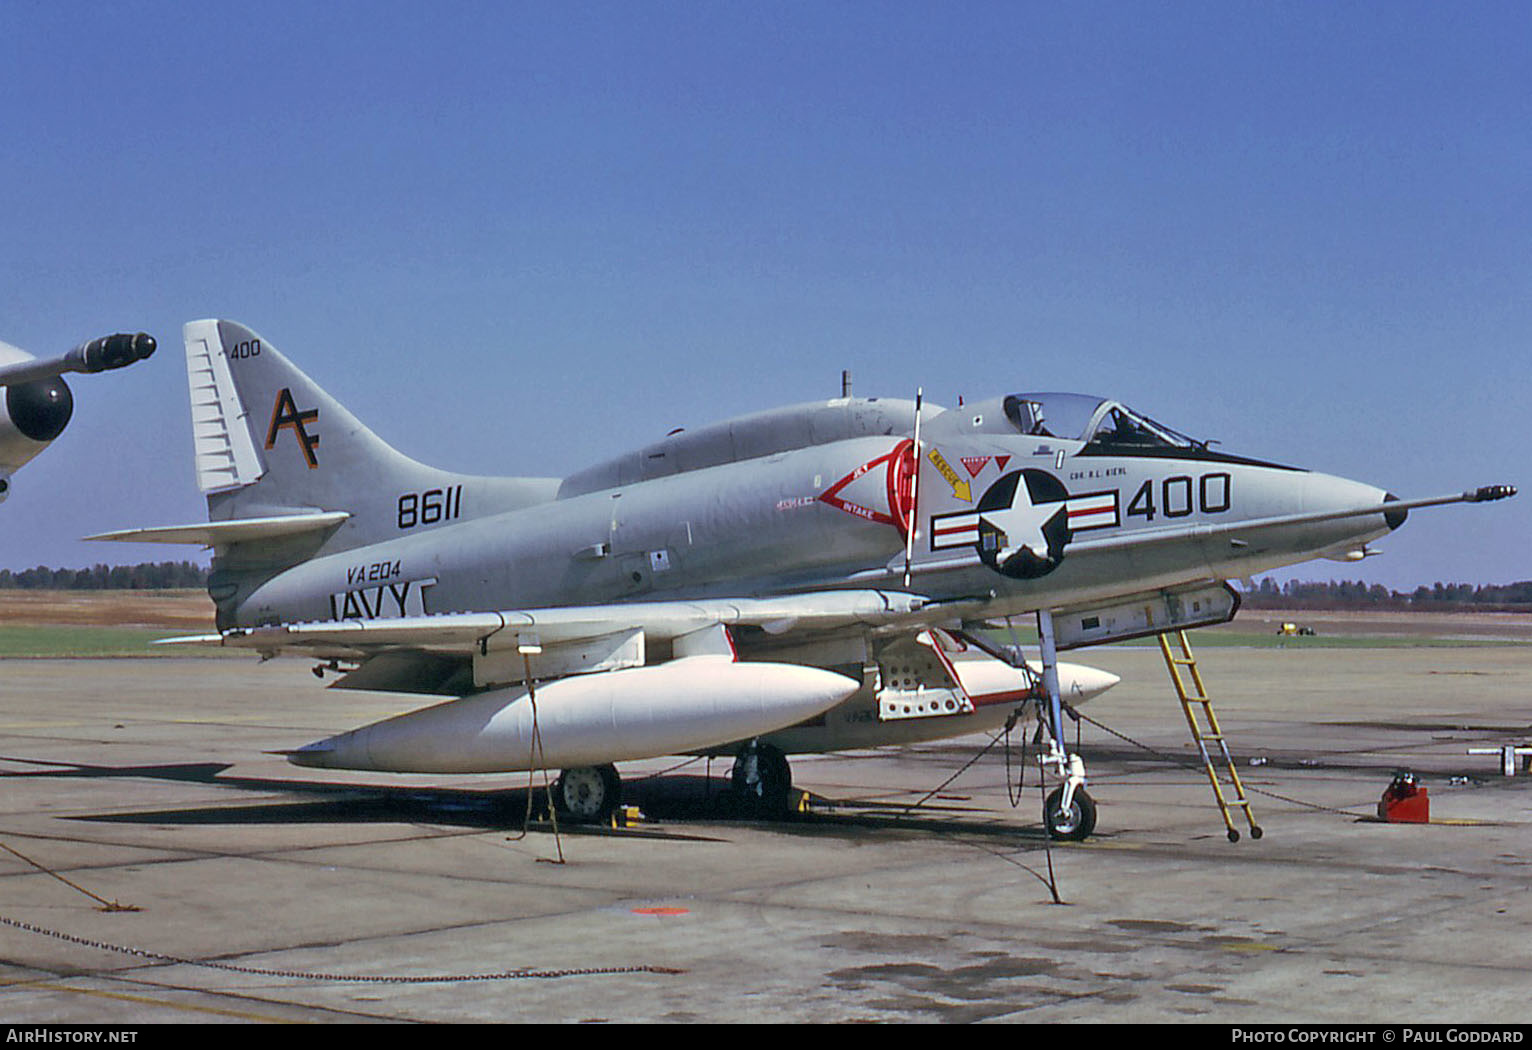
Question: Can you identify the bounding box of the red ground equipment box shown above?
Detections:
[1378,772,1429,823]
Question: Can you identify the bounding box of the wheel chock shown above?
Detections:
[609,805,644,829]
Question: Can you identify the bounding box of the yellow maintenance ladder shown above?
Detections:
[1157,629,1263,843]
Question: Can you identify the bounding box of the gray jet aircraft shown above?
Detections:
[0,332,156,502]
[92,321,1515,839]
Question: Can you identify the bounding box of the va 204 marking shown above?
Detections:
[347,560,402,586]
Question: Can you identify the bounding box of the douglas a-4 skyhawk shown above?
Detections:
[92,321,1515,840]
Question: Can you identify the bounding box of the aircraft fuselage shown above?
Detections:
[225,393,1398,633]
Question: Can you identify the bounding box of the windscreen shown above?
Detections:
[1081,404,1200,452]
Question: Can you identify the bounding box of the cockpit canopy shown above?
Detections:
[1002,393,1204,453]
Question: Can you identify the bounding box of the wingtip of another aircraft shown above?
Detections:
[1467,484,1517,503]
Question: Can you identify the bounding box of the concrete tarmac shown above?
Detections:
[1,643,1529,1023]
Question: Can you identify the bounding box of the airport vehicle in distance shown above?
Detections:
[92,321,1515,839]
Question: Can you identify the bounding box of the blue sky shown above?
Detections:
[1,2,1527,588]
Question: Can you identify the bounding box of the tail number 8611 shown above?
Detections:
[397,485,464,530]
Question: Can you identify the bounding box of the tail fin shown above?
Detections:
[186,320,556,554]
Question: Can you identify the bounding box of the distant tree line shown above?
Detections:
[0,562,208,590]
[2,563,1529,610]
[1244,577,1532,611]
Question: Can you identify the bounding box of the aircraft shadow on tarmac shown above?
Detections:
[7,731,1521,845]
[0,754,1060,842]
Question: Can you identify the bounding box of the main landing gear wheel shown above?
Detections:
[553,764,622,824]
[1043,786,1097,842]
[731,742,793,820]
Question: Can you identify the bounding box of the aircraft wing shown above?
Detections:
[158,589,971,694]
[0,333,157,386]
[86,512,351,546]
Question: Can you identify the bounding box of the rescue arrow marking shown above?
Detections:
[926,447,972,502]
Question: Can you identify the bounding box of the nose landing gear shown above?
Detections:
[1036,609,1097,842]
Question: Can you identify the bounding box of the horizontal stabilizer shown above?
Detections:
[84,511,350,547]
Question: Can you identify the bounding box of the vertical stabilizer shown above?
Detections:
[186,320,558,556]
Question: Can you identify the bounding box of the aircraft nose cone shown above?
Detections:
[1057,662,1120,704]
[1283,471,1410,567]
[1301,472,1400,538]
[287,737,346,769]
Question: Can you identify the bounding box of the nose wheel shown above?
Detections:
[1043,785,1097,841]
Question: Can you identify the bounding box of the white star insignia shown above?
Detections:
[979,486,1059,563]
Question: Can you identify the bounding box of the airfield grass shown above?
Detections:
[2,591,1528,657]
[1156,629,1524,649]
[0,625,207,658]
[0,589,216,658]
[979,626,1525,652]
